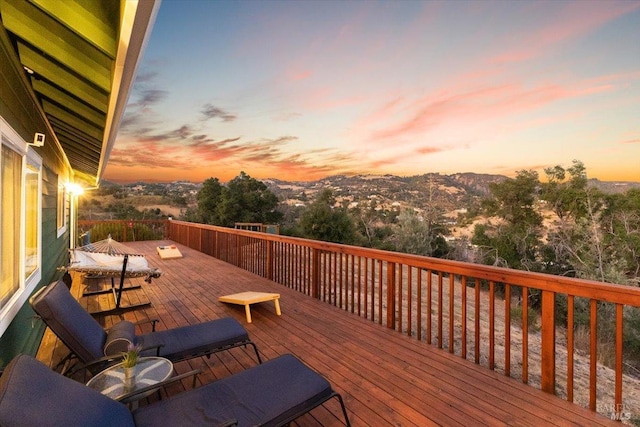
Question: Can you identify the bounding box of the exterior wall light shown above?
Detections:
[65,183,84,196]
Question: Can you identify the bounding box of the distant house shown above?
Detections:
[0,1,159,366]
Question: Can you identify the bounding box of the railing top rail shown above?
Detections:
[169,220,640,306]
[79,220,168,224]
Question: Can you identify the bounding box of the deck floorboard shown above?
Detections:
[36,240,617,426]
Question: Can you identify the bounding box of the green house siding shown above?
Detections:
[0,24,72,367]
[0,303,44,366]
[0,168,71,368]
[42,167,71,277]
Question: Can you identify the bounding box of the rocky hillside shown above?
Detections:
[264,172,507,215]
[265,173,640,218]
[588,178,640,194]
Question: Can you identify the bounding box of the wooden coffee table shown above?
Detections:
[218,291,281,323]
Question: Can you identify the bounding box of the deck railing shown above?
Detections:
[77,220,167,245]
[85,219,640,419]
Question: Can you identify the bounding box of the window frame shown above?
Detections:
[56,180,68,238]
[0,116,43,337]
[24,149,42,286]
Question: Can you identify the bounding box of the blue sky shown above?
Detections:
[105,0,640,183]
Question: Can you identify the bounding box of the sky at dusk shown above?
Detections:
[104,0,640,184]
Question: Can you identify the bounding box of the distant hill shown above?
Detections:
[587,178,640,194]
[264,173,640,219]
[88,174,639,222]
[264,173,508,215]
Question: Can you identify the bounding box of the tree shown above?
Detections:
[196,172,282,227]
[541,160,589,220]
[483,169,542,226]
[533,162,640,368]
[601,189,640,282]
[538,161,631,283]
[472,169,543,270]
[221,172,282,226]
[352,200,392,249]
[197,177,224,224]
[105,202,141,220]
[392,209,448,257]
[299,189,358,244]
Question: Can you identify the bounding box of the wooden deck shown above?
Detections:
[37,240,619,426]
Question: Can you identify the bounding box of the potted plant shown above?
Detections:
[121,343,142,388]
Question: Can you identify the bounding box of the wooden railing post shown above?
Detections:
[235,234,241,267]
[541,290,556,394]
[266,241,274,281]
[311,248,320,299]
[387,262,396,329]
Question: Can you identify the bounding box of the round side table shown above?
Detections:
[86,356,173,403]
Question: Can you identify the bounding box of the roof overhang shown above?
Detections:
[0,0,160,186]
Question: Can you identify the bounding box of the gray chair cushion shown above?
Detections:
[0,354,134,427]
[104,321,136,356]
[31,280,259,371]
[139,317,250,361]
[30,281,107,362]
[133,354,333,427]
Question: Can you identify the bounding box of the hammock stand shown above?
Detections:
[65,236,161,316]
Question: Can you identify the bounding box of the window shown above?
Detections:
[57,180,68,237]
[0,117,42,336]
[0,144,21,308]
[25,162,41,279]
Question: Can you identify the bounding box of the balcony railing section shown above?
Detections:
[78,220,167,245]
[85,219,640,417]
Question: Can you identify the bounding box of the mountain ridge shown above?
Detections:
[262,173,639,215]
[95,173,639,220]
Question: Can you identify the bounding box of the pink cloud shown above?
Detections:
[360,76,618,146]
[290,70,312,81]
[416,146,444,155]
[357,97,404,127]
[490,1,640,65]
[293,85,364,112]
[106,132,363,183]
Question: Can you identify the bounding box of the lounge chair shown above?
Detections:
[30,280,261,375]
[0,354,350,427]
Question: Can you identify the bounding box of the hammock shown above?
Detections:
[69,239,161,280]
[65,236,161,315]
